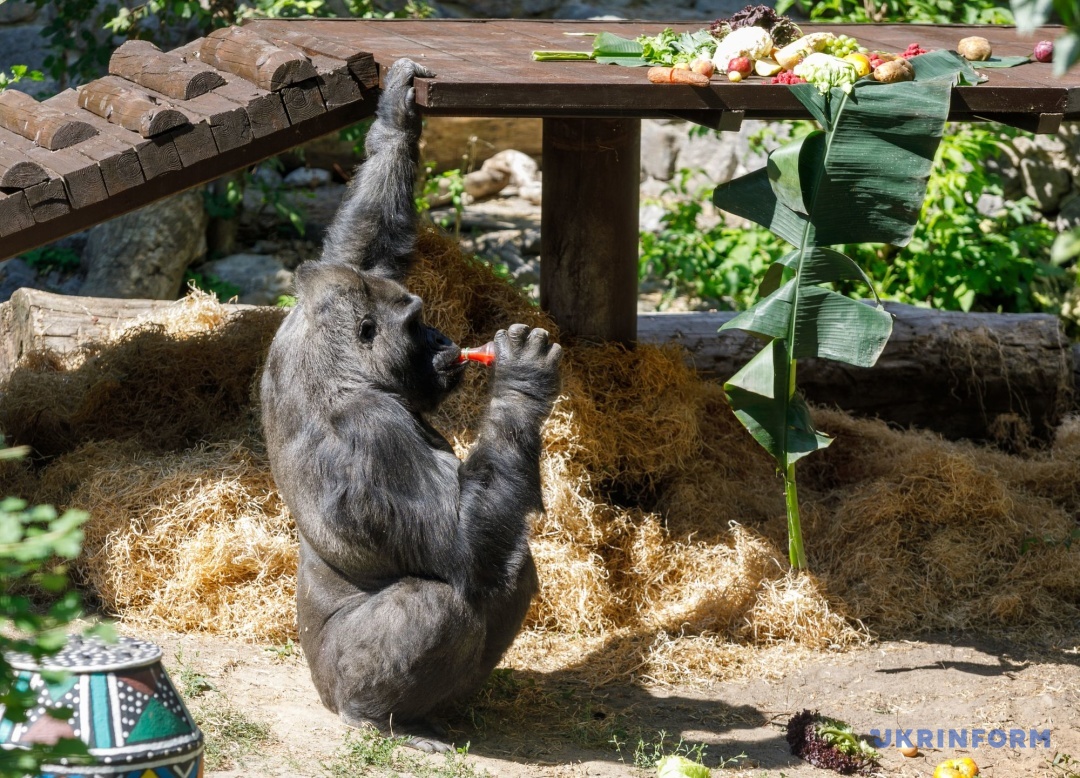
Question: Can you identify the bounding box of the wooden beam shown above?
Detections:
[0,144,48,189]
[23,177,70,223]
[42,90,146,195]
[0,128,108,210]
[0,96,376,261]
[244,22,379,89]
[109,39,226,100]
[78,76,190,138]
[0,89,97,150]
[0,190,33,236]
[173,40,291,139]
[200,26,317,92]
[540,117,640,344]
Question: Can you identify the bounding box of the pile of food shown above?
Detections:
[532,3,1045,91]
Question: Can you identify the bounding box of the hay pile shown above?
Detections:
[1,227,1078,685]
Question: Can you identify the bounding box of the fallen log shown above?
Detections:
[0,290,1071,442]
[637,303,1074,443]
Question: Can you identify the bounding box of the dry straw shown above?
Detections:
[1,227,1078,685]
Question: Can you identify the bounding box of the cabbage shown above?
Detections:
[793,52,859,94]
[656,755,711,778]
[710,26,774,71]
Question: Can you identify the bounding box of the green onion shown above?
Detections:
[531,51,595,61]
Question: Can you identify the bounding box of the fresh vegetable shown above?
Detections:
[785,710,880,774]
[648,66,711,86]
[709,4,802,48]
[934,757,979,778]
[459,342,496,365]
[638,28,717,67]
[656,755,710,778]
[899,745,919,757]
[711,25,774,71]
[899,42,930,58]
[1034,39,1054,62]
[873,57,915,83]
[774,32,836,70]
[843,52,872,77]
[957,36,992,61]
[793,52,859,93]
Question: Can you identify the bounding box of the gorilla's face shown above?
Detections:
[295,261,465,413]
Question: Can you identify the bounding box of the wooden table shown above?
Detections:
[247,19,1079,343]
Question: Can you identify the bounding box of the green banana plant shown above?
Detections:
[712,51,978,569]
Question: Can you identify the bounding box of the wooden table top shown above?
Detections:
[247,18,1078,129]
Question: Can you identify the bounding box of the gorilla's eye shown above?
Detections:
[358,318,377,343]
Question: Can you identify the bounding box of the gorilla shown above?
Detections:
[259,59,561,751]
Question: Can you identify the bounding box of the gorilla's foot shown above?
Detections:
[339,711,454,754]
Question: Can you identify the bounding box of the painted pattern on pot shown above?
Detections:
[1,635,203,777]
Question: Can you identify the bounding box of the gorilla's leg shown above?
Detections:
[298,542,487,751]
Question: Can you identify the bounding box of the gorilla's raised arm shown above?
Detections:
[321,60,434,282]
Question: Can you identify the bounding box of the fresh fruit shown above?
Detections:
[728,56,752,76]
[1034,39,1054,62]
[774,32,836,69]
[755,56,783,76]
[691,58,715,77]
[934,757,979,778]
[899,42,929,59]
[844,52,872,77]
[873,57,915,83]
[957,36,992,61]
[728,69,744,82]
[868,51,895,69]
[770,70,806,84]
[899,745,919,757]
[674,61,692,70]
[822,33,861,57]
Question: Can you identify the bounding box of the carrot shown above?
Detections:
[647,66,710,86]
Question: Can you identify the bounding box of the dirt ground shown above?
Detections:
[132,626,1080,778]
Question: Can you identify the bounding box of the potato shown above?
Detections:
[957,36,992,61]
[873,57,915,83]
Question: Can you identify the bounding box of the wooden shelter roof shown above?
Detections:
[0,19,1073,261]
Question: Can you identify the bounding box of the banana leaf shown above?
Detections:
[711,51,972,472]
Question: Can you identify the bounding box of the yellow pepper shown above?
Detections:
[934,757,979,778]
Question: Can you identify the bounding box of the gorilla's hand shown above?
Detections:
[381,58,435,138]
[492,324,562,415]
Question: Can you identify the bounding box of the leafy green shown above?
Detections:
[711,50,971,568]
[975,55,1032,67]
[636,28,716,67]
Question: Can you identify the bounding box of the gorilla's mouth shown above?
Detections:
[434,347,465,374]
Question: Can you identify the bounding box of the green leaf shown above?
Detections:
[712,168,810,247]
[908,49,982,85]
[976,55,1032,68]
[724,341,832,466]
[722,280,892,366]
[594,56,648,66]
[1054,31,1080,77]
[1010,0,1053,33]
[592,32,643,58]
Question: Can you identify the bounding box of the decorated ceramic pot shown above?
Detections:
[0,635,204,777]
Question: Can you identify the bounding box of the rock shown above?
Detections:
[464,159,512,201]
[641,121,681,182]
[1056,193,1080,231]
[0,25,55,97]
[1000,136,1072,212]
[519,181,542,205]
[196,253,294,306]
[250,164,284,190]
[241,182,347,239]
[81,189,208,299]
[0,2,36,24]
[283,167,333,188]
[484,149,540,188]
[0,257,41,303]
[421,117,542,172]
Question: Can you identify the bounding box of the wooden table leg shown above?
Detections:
[540,117,640,344]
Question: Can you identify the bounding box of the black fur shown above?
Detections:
[259,59,561,752]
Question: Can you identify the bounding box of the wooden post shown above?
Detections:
[540,118,640,344]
